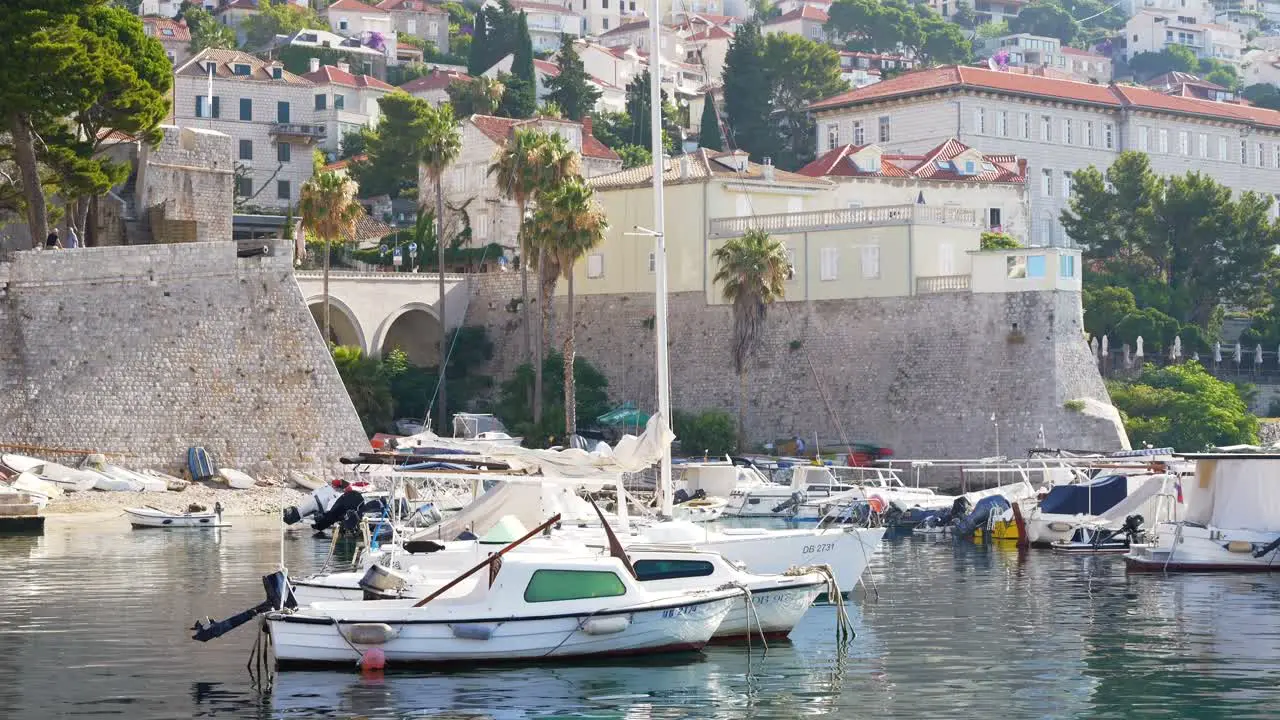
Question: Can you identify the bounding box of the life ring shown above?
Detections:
[867,496,887,514]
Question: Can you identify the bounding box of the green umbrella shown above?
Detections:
[597,401,651,427]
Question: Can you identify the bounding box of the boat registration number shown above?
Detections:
[802,543,836,554]
[662,605,702,619]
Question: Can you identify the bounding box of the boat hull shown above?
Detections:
[1125,524,1280,572]
[691,527,884,594]
[267,595,734,666]
[125,508,227,528]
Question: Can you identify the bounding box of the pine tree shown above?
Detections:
[721,22,774,159]
[467,7,489,75]
[544,36,601,121]
[498,14,537,119]
[699,95,723,151]
[513,12,535,85]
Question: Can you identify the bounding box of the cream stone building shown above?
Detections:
[174,49,323,209]
[300,60,396,157]
[419,115,621,251]
[809,64,1280,246]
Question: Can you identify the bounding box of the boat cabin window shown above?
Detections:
[632,559,716,581]
[523,569,627,603]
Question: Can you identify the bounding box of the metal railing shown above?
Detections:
[916,274,971,293]
[270,123,326,139]
[708,204,981,238]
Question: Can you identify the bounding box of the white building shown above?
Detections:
[797,139,1030,241]
[838,51,917,88]
[972,0,1030,24]
[576,40,644,88]
[301,60,396,157]
[762,5,828,42]
[376,0,451,56]
[420,114,622,250]
[141,16,192,66]
[596,20,685,63]
[323,0,395,40]
[1119,9,1246,67]
[683,24,734,85]
[399,68,473,105]
[272,28,393,81]
[174,49,322,209]
[978,34,1112,84]
[809,64,1280,246]
[1243,48,1280,87]
[483,0,586,53]
[483,56,626,114]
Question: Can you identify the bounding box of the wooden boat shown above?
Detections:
[218,468,256,489]
[126,504,227,529]
[289,470,325,491]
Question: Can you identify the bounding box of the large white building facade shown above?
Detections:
[809,65,1280,247]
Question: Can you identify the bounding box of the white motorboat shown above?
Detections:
[1126,454,1280,572]
[267,553,740,667]
[397,413,524,450]
[670,496,728,523]
[9,471,61,505]
[1024,473,1176,545]
[2,455,98,493]
[84,463,145,492]
[720,464,859,518]
[126,505,228,529]
[791,467,946,522]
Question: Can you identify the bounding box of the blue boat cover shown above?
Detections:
[956,495,1011,536]
[1038,475,1128,516]
[187,446,216,481]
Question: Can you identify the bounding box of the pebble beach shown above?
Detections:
[44,481,311,517]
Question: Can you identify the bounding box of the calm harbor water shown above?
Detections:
[3,517,1280,719]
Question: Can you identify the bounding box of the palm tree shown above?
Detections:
[529,176,607,434]
[711,228,791,450]
[419,101,462,433]
[299,171,361,344]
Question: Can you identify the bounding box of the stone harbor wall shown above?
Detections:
[136,125,235,245]
[0,241,367,472]
[462,273,1128,459]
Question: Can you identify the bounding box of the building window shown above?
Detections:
[819,247,839,281]
[1104,122,1114,149]
[1062,171,1072,199]
[277,101,290,123]
[196,95,221,118]
[239,98,252,121]
[1027,254,1046,279]
[277,142,291,162]
[277,181,291,200]
[315,94,327,111]
[335,94,345,110]
[997,110,1008,137]
[878,116,890,143]
[989,207,1002,229]
[1241,139,1248,165]
[1007,255,1027,278]
[339,19,349,31]
[939,243,954,276]
[826,123,838,151]
[852,120,864,145]
[429,21,438,35]
[1084,121,1093,147]
[975,108,985,134]
[238,139,252,160]
[1219,136,1227,161]
[233,63,251,76]
[1040,115,1051,142]
[648,252,656,273]
[603,0,608,7]
[602,18,609,28]
[476,213,490,239]
[1179,131,1188,155]
[1157,129,1167,153]
[1062,118,1071,145]
[272,67,283,79]
[1041,168,1052,198]
[236,177,251,197]
[860,246,879,279]
[587,253,604,278]
[1060,253,1075,278]
[1138,126,1148,151]
[407,18,417,34]
[1021,112,1030,139]
[1259,142,1266,167]
[1199,133,1208,158]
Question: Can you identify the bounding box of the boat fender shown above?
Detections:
[344,623,398,645]
[581,616,630,635]
[1226,540,1255,554]
[1047,521,1074,533]
[451,623,495,640]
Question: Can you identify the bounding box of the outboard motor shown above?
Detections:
[771,490,806,515]
[672,488,691,505]
[312,488,367,532]
[192,571,297,642]
[283,483,341,525]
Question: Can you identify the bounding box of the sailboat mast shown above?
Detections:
[649,5,674,517]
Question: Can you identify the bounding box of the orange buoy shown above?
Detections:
[867,495,887,514]
[360,647,386,672]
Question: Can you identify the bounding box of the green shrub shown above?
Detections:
[1063,399,1086,412]
[673,409,737,458]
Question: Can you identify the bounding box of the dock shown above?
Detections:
[0,492,45,535]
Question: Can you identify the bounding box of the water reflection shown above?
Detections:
[4,520,1280,718]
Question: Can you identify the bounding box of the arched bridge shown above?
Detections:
[295,271,470,367]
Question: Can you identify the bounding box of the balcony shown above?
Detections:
[916,275,971,293]
[270,123,327,143]
[708,204,982,238]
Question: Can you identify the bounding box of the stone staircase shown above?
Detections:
[116,172,152,246]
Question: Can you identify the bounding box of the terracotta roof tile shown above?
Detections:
[324,154,368,171]
[399,69,471,92]
[175,48,311,85]
[375,0,447,12]
[600,20,650,37]
[468,114,620,160]
[765,5,828,23]
[509,0,576,13]
[142,17,192,42]
[327,0,389,12]
[591,149,829,190]
[797,140,1025,183]
[214,0,257,12]
[534,59,561,77]
[302,64,396,90]
[1060,47,1107,58]
[685,26,734,42]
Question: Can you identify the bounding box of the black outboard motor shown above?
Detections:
[191,571,297,642]
[312,489,367,532]
[672,488,691,505]
[771,490,806,514]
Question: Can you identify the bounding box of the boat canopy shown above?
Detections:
[1039,475,1129,516]
[1187,457,1280,532]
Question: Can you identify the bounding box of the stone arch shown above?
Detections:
[372,302,443,367]
[306,295,366,353]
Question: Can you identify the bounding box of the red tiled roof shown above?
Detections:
[142,17,192,42]
[797,139,1025,183]
[686,26,734,42]
[327,0,389,12]
[214,0,258,12]
[324,154,368,171]
[399,69,471,92]
[766,5,828,23]
[469,114,620,161]
[1060,47,1107,59]
[600,20,650,37]
[509,0,576,14]
[375,0,447,12]
[533,59,561,77]
[302,64,396,90]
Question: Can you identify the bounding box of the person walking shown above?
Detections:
[65,226,79,249]
[44,229,60,249]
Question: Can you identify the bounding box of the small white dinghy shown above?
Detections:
[288,470,324,491]
[2,453,46,473]
[126,503,228,529]
[670,496,729,523]
[219,468,257,490]
[11,471,62,502]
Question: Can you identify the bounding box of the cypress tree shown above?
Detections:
[721,22,774,159]
[699,95,723,151]
[545,36,601,121]
[498,13,537,119]
[467,8,488,75]
[513,12,535,85]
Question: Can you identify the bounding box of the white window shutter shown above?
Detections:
[861,246,879,279]
[939,243,954,276]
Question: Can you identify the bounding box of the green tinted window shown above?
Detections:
[523,569,626,603]
[633,559,716,582]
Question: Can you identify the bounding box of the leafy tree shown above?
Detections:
[1009,3,1079,44]
[980,231,1020,250]
[722,22,773,158]
[332,345,396,435]
[1243,83,1280,110]
[300,172,361,344]
[467,7,489,74]
[1083,285,1138,340]
[1128,46,1240,89]
[1113,307,1181,351]
[241,0,323,50]
[446,75,505,118]
[418,101,462,429]
[673,410,738,457]
[186,6,236,53]
[468,1,521,75]
[698,97,723,151]
[615,143,651,168]
[495,11,537,118]
[825,0,970,65]
[350,93,436,198]
[339,129,367,159]
[976,20,1009,39]
[587,110,633,150]
[1108,363,1258,450]
[545,36,601,121]
[497,352,612,447]
[529,176,608,433]
[953,1,977,28]
[498,74,537,119]
[712,228,791,449]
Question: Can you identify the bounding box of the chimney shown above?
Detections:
[582,115,593,137]
[762,156,775,182]
[678,154,690,179]
[1017,157,1027,178]
[309,57,320,73]
[337,61,351,74]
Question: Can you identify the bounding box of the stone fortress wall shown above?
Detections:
[463,272,1128,459]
